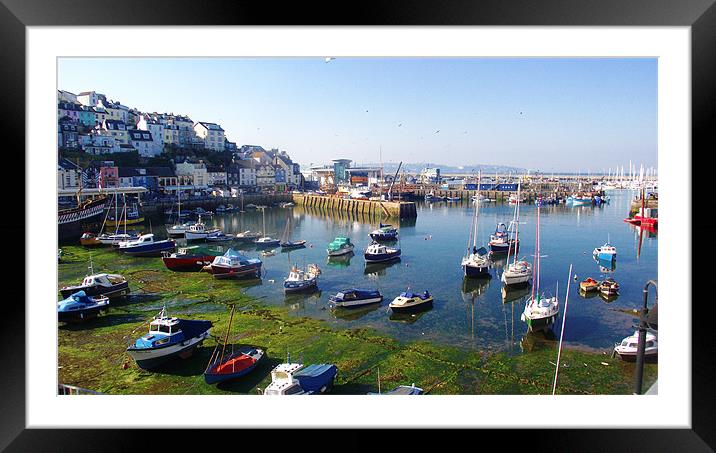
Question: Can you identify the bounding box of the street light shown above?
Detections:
[634,279,658,394]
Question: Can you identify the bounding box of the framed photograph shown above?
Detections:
[3,0,712,448]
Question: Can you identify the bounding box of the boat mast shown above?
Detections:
[474,171,481,248]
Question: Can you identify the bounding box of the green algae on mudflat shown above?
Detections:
[58,245,656,395]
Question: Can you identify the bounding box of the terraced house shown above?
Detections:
[193,121,225,151]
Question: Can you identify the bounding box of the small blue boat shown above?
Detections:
[593,242,617,261]
[329,289,383,308]
[118,233,176,257]
[57,291,110,322]
[126,307,212,370]
[364,242,401,263]
[369,223,399,241]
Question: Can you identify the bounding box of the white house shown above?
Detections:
[129,130,161,157]
[193,122,225,151]
[175,161,209,189]
[136,115,165,152]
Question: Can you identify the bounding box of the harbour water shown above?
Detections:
[164,189,656,355]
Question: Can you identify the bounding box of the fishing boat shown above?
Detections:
[261,249,276,257]
[283,264,320,293]
[329,289,383,308]
[279,214,306,249]
[59,264,130,299]
[613,331,658,362]
[598,278,620,296]
[184,216,221,241]
[162,245,224,272]
[206,248,262,279]
[389,290,434,313]
[263,357,337,395]
[206,231,234,243]
[364,241,401,263]
[369,223,399,241]
[57,291,110,323]
[204,305,264,384]
[462,172,490,277]
[579,277,600,292]
[520,198,559,333]
[79,232,103,247]
[489,222,518,254]
[98,232,139,246]
[235,230,262,242]
[593,241,617,261]
[566,194,592,206]
[126,307,212,370]
[192,207,214,217]
[118,233,176,257]
[327,237,355,256]
[624,188,658,228]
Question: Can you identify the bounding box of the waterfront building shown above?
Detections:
[224,139,237,152]
[78,131,119,155]
[58,90,77,103]
[332,158,352,184]
[118,167,175,191]
[58,158,80,190]
[99,165,120,188]
[193,121,225,151]
[176,161,209,189]
[309,165,335,187]
[57,101,82,123]
[419,167,441,184]
[227,159,257,190]
[207,165,228,187]
[256,164,276,190]
[273,151,301,189]
[345,167,382,186]
[77,106,97,127]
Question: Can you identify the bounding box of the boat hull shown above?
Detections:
[364,250,401,263]
[331,296,383,308]
[163,255,217,272]
[615,351,658,363]
[284,279,317,293]
[127,331,210,370]
[59,281,129,299]
[463,264,490,277]
[209,262,262,279]
[106,217,144,227]
[204,350,263,385]
[57,305,107,323]
[502,272,531,286]
[389,298,433,313]
[328,247,354,256]
[254,240,281,248]
[524,314,557,332]
[120,241,176,257]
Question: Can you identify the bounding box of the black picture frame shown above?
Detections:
[3,0,710,449]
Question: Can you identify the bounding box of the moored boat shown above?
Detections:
[389,290,434,313]
[118,233,176,257]
[235,230,262,242]
[364,241,401,263]
[462,172,490,277]
[327,237,355,256]
[329,288,383,308]
[579,277,599,292]
[57,291,110,323]
[593,242,617,261]
[184,217,221,241]
[98,232,139,246]
[206,248,262,279]
[613,331,658,362]
[162,245,224,272]
[369,223,399,241]
[263,359,337,395]
[283,265,320,293]
[59,272,130,299]
[206,231,234,243]
[488,222,518,254]
[79,232,103,247]
[126,307,212,370]
[204,304,264,385]
[598,277,620,296]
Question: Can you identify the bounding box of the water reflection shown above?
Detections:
[331,303,381,321]
[326,252,354,268]
[389,308,430,324]
[364,259,402,277]
[501,285,530,304]
[519,329,558,353]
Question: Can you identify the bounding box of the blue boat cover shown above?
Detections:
[223,248,250,260]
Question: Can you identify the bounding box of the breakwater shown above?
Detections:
[411,188,571,202]
[292,194,417,218]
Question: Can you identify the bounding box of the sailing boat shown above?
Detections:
[461,171,490,277]
[167,188,193,236]
[97,194,139,246]
[520,197,559,332]
[254,206,280,247]
[280,212,306,249]
[80,191,116,246]
[204,304,265,385]
[502,178,533,287]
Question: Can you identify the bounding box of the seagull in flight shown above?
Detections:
[434,130,440,134]
[325,57,335,63]
[398,123,402,127]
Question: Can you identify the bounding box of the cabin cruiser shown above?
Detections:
[263,360,337,395]
[613,331,658,362]
[57,291,110,322]
[327,237,355,256]
[389,290,433,313]
[206,248,262,279]
[329,289,383,308]
[283,265,321,293]
[59,273,130,299]
[118,233,176,257]
[364,242,401,263]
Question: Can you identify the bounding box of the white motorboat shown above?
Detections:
[614,331,658,362]
[184,216,221,241]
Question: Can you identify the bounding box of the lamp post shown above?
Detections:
[634,279,658,394]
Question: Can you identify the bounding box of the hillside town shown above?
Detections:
[57,90,306,199]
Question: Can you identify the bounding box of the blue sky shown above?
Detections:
[58,57,657,172]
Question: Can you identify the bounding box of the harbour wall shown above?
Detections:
[292,194,417,219]
[140,194,292,216]
[410,188,572,202]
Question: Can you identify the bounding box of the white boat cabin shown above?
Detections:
[81,273,125,287]
[264,362,305,395]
